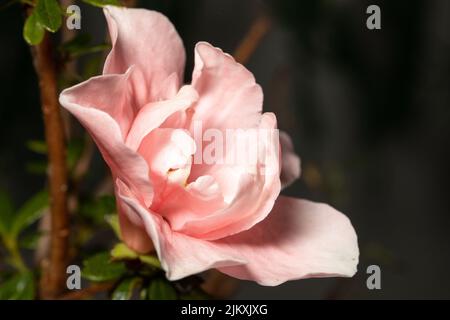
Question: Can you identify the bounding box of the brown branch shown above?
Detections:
[34,0,76,268]
[31,32,70,299]
[233,14,272,65]
[58,282,115,300]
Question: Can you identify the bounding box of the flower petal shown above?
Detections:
[125,85,198,150]
[59,73,153,206]
[183,44,280,239]
[60,70,134,137]
[155,175,227,232]
[189,41,263,131]
[137,128,196,197]
[115,179,245,276]
[216,196,359,285]
[168,113,281,240]
[117,183,358,284]
[116,194,154,253]
[279,131,301,188]
[103,6,185,105]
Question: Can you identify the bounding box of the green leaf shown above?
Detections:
[105,214,121,239]
[110,242,162,269]
[26,140,47,154]
[0,272,35,300]
[23,12,45,46]
[82,252,126,282]
[82,0,120,8]
[112,277,140,300]
[35,0,62,33]
[0,190,14,237]
[139,254,162,269]
[110,243,138,260]
[147,278,177,300]
[11,191,48,238]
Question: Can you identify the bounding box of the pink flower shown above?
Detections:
[59,6,358,285]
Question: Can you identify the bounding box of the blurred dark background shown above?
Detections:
[1,0,450,299]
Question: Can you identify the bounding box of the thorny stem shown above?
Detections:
[30,31,70,299]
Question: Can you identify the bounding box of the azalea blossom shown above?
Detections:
[59,6,358,286]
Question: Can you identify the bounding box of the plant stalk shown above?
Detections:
[30,32,69,299]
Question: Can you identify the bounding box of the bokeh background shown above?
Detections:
[1,0,450,299]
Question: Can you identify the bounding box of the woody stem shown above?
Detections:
[30,31,70,299]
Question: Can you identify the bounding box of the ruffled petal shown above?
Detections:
[125,85,198,150]
[216,196,359,285]
[117,184,358,285]
[115,179,245,277]
[168,113,281,240]
[189,41,263,131]
[59,73,153,206]
[103,6,185,106]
